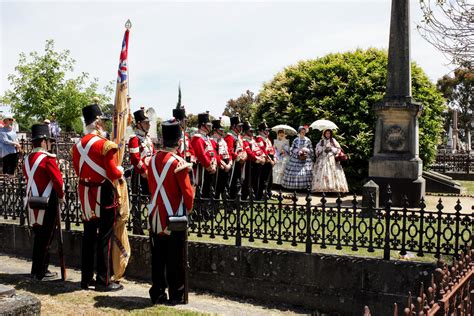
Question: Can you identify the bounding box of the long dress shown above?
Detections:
[281,136,313,190]
[272,138,289,185]
[311,137,349,193]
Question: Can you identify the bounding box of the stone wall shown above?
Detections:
[0,223,434,315]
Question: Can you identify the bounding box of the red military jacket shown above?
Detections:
[256,135,276,157]
[23,148,65,226]
[224,130,244,162]
[191,132,216,169]
[177,132,195,162]
[147,150,194,235]
[72,132,123,221]
[128,130,155,175]
[243,135,264,162]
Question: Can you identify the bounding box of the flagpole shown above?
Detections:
[125,19,132,106]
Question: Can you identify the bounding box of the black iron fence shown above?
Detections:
[432,152,473,174]
[1,170,473,260]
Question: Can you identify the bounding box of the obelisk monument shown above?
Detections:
[368,0,425,206]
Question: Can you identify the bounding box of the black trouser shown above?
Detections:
[131,169,150,195]
[31,192,58,279]
[257,162,273,200]
[149,231,186,302]
[215,160,230,199]
[228,162,243,199]
[131,169,148,235]
[81,182,116,286]
[198,166,215,199]
[242,162,261,200]
[2,152,18,175]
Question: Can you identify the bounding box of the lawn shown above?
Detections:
[459,180,474,195]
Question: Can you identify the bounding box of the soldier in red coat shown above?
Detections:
[148,120,194,305]
[172,106,195,163]
[241,122,265,200]
[72,104,124,292]
[210,119,232,199]
[256,120,276,200]
[128,109,155,195]
[224,115,247,199]
[23,124,64,280]
[190,112,217,198]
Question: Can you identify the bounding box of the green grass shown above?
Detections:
[459,180,474,195]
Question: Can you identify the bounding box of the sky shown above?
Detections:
[0,0,453,119]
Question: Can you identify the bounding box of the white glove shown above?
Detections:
[117,166,124,175]
[58,198,65,206]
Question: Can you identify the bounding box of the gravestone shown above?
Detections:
[368,0,425,207]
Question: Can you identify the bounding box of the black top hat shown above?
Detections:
[82,104,110,126]
[212,119,223,130]
[133,109,149,123]
[31,124,52,141]
[258,120,269,131]
[242,121,253,132]
[230,116,242,126]
[162,120,182,147]
[172,107,186,121]
[198,112,210,126]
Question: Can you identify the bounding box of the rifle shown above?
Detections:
[56,200,67,281]
[54,140,66,281]
[182,120,195,186]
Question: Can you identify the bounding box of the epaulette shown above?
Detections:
[102,140,119,156]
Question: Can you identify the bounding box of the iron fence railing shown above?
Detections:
[432,152,473,174]
[1,172,472,260]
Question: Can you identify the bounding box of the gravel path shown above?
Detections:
[0,254,310,316]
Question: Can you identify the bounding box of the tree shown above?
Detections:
[223,90,258,123]
[255,48,446,189]
[1,40,112,132]
[417,0,473,67]
[437,66,474,146]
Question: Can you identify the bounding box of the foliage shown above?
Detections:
[0,40,112,133]
[417,0,473,67]
[437,66,474,140]
[255,48,446,189]
[223,90,258,123]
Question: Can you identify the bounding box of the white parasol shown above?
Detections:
[310,119,338,131]
[220,115,231,127]
[271,124,297,136]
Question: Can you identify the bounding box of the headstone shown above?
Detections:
[367,0,425,207]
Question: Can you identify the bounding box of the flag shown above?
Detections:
[176,83,182,109]
[111,20,132,281]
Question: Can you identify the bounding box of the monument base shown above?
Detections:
[369,176,425,207]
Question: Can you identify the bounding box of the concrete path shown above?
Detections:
[0,254,310,316]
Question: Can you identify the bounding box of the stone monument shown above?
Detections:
[368,0,425,206]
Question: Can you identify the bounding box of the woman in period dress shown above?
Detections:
[312,129,349,193]
[272,130,290,186]
[281,126,313,190]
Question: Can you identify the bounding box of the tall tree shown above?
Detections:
[255,48,446,189]
[417,0,473,67]
[223,90,257,123]
[1,40,112,132]
[437,66,474,146]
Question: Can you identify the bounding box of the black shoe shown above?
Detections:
[95,282,123,292]
[150,292,168,305]
[168,298,186,305]
[80,279,96,290]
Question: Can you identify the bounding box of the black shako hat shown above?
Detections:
[198,112,211,126]
[162,120,182,147]
[258,120,269,131]
[212,119,223,130]
[242,121,253,132]
[82,104,110,126]
[133,109,149,123]
[172,107,186,121]
[230,115,243,126]
[31,124,53,141]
